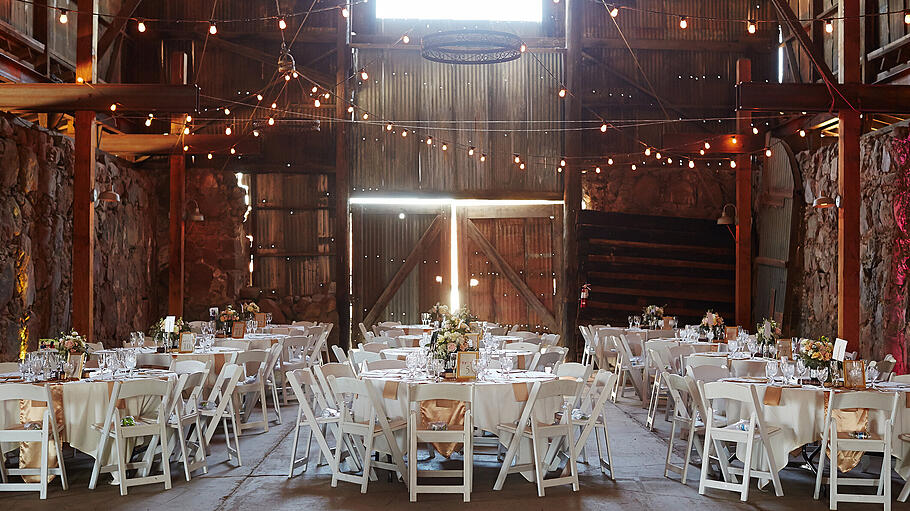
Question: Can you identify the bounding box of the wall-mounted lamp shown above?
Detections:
[94,184,120,204]
[812,194,839,209]
[186,199,204,222]
[717,203,737,225]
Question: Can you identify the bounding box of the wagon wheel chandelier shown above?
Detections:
[421,30,524,65]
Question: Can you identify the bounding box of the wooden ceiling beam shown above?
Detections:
[660,133,764,153]
[0,83,198,112]
[737,82,910,113]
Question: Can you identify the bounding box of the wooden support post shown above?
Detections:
[838,0,861,352]
[563,0,583,356]
[735,58,752,329]
[168,51,187,316]
[72,0,97,340]
[335,3,351,349]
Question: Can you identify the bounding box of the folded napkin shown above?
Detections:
[763,386,783,406]
[512,382,531,402]
[382,380,399,399]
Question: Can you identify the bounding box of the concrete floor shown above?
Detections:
[4,393,898,511]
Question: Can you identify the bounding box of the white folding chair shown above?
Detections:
[407,383,474,502]
[214,339,250,351]
[361,342,389,353]
[166,371,208,481]
[286,368,339,478]
[494,379,581,496]
[697,380,783,501]
[89,378,175,496]
[169,359,211,377]
[571,370,617,479]
[611,334,647,403]
[329,376,408,493]
[0,384,67,499]
[529,348,566,373]
[277,336,314,405]
[231,350,271,433]
[578,326,596,367]
[358,322,374,341]
[686,355,729,370]
[731,359,768,378]
[503,342,539,352]
[365,359,407,371]
[200,364,244,465]
[349,350,382,375]
[686,364,729,383]
[814,390,899,510]
[313,363,363,471]
[646,348,673,431]
[663,372,724,484]
[332,344,348,363]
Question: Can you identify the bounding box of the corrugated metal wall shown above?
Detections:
[350,49,564,194]
[754,138,794,325]
[351,206,447,326]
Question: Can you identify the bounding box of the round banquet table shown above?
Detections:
[396,324,436,335]
[0,369,174,466]
[134,346,241,385]
[721,380,910,482]
[379,348,537,369]
[358,368,567,481]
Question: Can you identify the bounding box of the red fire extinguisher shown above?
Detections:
[580,283,591,309]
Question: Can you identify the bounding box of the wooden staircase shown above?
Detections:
[578,210,735,327]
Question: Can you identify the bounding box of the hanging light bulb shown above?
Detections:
[183,145,189,152]
[284,74,291,81]
[209,21,218,35]
[688,160,695,168]
[386,123,393,131]
[362,113,369,120]
[905,10,910,24]
[271,102,277,109]
[631,164,637,171]
[752,126,759,134]
[730,160,737,168]
[667,157,673,164]
[442,143,448,151]
[520,44,527,53]
[607,158,614,165]
[426,137,434,145]
[655,152,662,159]
[469,147,475,156]
[207,152,213,160]
[360,69,369,80]
[558,87,567,98]
[402,34,410,44]
[221,108,229,115]
[225,126,232,135]
[278,17,287,30]
[347,106,354,113]
[513,154,521,164]
[600,123,607,132]
[108,103,117,112]
[644,147,651,156]
[679,16,688,29]
[560,158,566,167]
[314,99,321,107]
[185,114,192,122]
[825,19,833,33]
[256,94,263,101]
[731,136,738,144]
[58,9,68,24]
[747,19,756,34]
[268,117,275,126]
[595,167,601,174]
[799,129,807,137]
[137,19,146,32]
[519,162,526,170]
[765,148,773,157]
[557,167,563,173]
[253,129,260,137]
[341,7,349,18]
[401,129,408,137]
[144,117,152,127]
[292,71,299,79]
[610,5,619,17]
[76,76,84,83]
[323,92,330,99]
[699,149,706,155]
[183,126,190,135]
[704,141,711,149]
[230,147,236,155]
[480,154,486,162]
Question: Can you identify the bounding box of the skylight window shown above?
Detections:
[375,0,542,22]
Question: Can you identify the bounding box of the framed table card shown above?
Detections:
[231,321,246,339]
[843,359,866,389]
[455,351,479,381]
[776,339,792,360]
[724,326,738,341]
[179,333,195,353]
[66,353,85,379]
[254,313,268,328]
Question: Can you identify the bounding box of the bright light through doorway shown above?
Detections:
[375,0,542,22]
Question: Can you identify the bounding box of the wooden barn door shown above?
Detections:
[459,204,561,332]
[351,205,449,330]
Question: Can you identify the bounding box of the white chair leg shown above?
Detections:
[39,430,49,500]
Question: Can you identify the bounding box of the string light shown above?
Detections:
[224,108,230,115]
[402,35,410,44]
[731,136,738,144]
[558,87,567,98]
[667,157,673,164]
[704,141,711,149]
[183,126,190,135]
[76,76,84,83]
[752,126,759,134]
[520,44,527,53]
[278,17,287,30]
[253,129,260,137]
[655,152,662,159]
[314,98,321,107]
[268,117,275,125]
[679,16,688,29]
[442,143,448,151]
[292,71,299,78]
[144,117,152,127]
[386,123,393,131]
[631,164,637,171]
[109,103,117,112]
[799,129,807,137]
[688,160,695,168]
[426,137,433,145]
[469,147,475,156]
[825,19,833,33]
[401,129,408,137]
[207,152,213,159]
[480,154,486,162]
[347,106,354,113]
[560,158,566,167]
[341,7,349,18]
[362,113,369,120]
[186,114,192,122]
[519,162,526,170]
[209,21,217,34]
[137,19,146,32]
[557,167,563,173]
[183,145,189,152]
[730,160,737,168]
[765,148,773,157]
[360,69,369,80]
[600,123,607,132]
[58,9,67,24]
[747,20,756,34]
[284,74,291,81]
[644,147,651,156]
[699,149,705,155]
[225,126,232,135]
[905,10,910,24]
[230,147,236,155]
[513,154,521,164]
[256,94,263,101]
[595,166,601,174]
[607,158,614,165]
[311,86,318,93]
[271,102,277,109]
[323,92,330,99]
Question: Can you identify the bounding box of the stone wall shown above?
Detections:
[791,127,910,373]
[0,113,162,360]
[582,165,736,220]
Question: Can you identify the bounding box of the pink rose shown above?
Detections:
[446,342,456,352]
[64,339,74,348]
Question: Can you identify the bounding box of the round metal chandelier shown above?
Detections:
[421,30,524,65]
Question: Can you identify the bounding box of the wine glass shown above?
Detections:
[706,329,715,342]
[472,358,486,382]
[780,360,795,384]
[795,358,808,381]
[627,316,634,329]
[765,359,779,384]
[124,349,137,376]
[632,316,641,329]
[817,365,828,384]
[500,354,514,379]
[405,353,419,378]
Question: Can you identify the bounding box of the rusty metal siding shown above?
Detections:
[351,49,564,195]
[754,138,795,324]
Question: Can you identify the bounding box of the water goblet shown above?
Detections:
[795,358,807,381]
[765,359,779,384]
[627,316,634,329]
[817,366,829,385]
[867,365,880,384]
[472,358,485,382]
[706,330,715,342]
[501,354,514,379]
[632,316,641,329]
[781,360,795,384]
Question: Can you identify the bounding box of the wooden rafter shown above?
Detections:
[464,218,558,332]
[362,215,446,327]
[769,0,837,86]
[97,0,142,60]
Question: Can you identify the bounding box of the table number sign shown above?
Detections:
[724,326,738,341]
[231,321,246,338]
[455,351,479,381]
[833,338,848,362]
[776,339,792,359]
[254,313,267,328]
[843,359,866,389]
[66,353,85,379]
[179,333,195,353]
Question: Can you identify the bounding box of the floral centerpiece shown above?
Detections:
[698,310,725,340]
[242,301,260,319]
[427,302,449,324]
[148,317,190,347]
[755,318,780,347]
[799,336,833,370]
[56,330,88,359]
[431,310,475,367]
[642,305,665,328]
[452,306,478,326]
[217,305,241,336]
